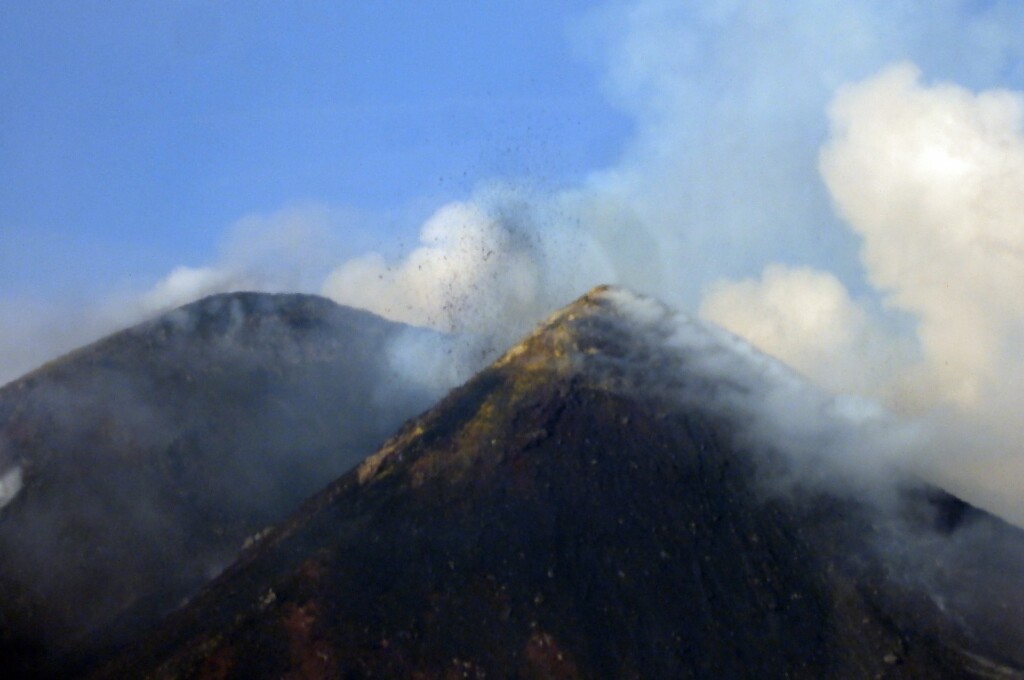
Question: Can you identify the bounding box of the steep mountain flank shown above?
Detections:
[0,293,445,677]
[91,287,1024,679]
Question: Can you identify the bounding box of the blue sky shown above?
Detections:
[0,1,627,298]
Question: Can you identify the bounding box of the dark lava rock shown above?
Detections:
[0,292,446,677]
[88,287,1024,679]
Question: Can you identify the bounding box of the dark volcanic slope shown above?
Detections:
[92,287,1024,679]
[0,292,446,676]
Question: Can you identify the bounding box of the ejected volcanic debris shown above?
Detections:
[89,286,1024,679]
[0,292,447,678]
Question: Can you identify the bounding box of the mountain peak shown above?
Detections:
[493,284,617,369]
[356,284,647,488]
[0,292,448,677]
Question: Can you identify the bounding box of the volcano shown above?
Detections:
[87,287,1024,679]
[0,293,448,677]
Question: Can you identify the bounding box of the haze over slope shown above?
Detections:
[0,292,455,677]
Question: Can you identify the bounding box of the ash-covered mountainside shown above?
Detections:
[91,286,1024,679]
[0,292,448,677]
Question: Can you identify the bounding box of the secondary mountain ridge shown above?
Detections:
[0,292,446,677]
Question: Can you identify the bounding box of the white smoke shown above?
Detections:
[704,63,1024,523]
[322,188,613,339]
[700,265,912,401]
[561,0,1024,308]
[821,62,1024,415]
[323,201,544,333]
[140,266,252,313]
[605,286,923,504]
[142,204,350,315]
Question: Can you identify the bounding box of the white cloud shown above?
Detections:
[813,62,1024,520]
[567,0,1024,308]
[820,62,1024,411]
[699,62,1024,523]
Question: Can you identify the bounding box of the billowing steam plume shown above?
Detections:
[706,62,1024,521]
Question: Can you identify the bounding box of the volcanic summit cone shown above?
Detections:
[0,293,446,677]
[90,286,1024,679]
